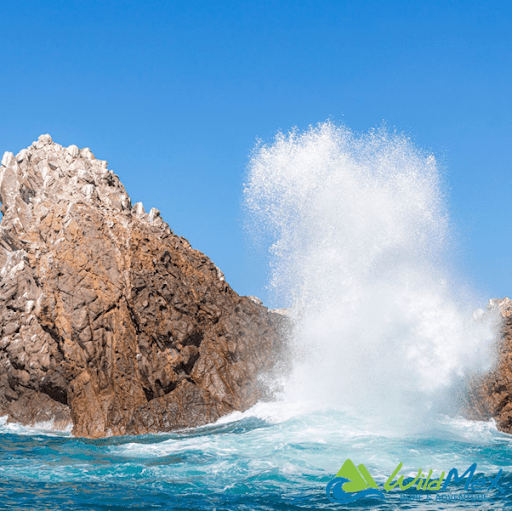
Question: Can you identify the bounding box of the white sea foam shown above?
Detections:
[245,122,500,430]
[213,400,316,425]
[0,415,72,436]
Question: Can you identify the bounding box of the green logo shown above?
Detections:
[326,459,384,503]
[336,459,380,491]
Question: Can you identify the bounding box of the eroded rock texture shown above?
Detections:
[0,135,285,437]
[481,298,512,433]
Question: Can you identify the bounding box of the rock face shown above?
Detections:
[0,135,285,438]
[481,298,512,433]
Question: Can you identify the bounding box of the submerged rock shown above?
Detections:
[0,135,286,438]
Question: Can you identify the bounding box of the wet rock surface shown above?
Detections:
[0,135,286,438]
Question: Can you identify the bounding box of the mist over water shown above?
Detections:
[245,122,499,430]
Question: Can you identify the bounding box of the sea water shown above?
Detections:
[0,407,510,510]
[1,122,510,509]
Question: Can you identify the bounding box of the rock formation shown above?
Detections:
[479,298,512,433]
[0,135,286,438]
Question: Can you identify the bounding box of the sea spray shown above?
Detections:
[244,121,499,430]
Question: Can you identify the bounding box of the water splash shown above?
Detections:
[244,122,498,429]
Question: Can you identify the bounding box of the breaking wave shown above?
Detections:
[244,121,499,429]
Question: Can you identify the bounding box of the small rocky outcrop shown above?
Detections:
[0,135,285,438]
[480,298,512,433]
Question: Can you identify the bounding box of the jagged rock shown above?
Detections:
[1,152,14,167]
[478,297,512,433]
[133,202,145,215]
[0,135,286,438]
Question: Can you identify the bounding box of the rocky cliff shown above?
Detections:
[0,135,285,438]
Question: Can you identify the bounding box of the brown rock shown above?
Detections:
[0,135,287,438]
[478,298,512,433]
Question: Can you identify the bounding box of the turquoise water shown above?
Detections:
[0,404,510,510]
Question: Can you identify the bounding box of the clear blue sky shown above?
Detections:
[1,0,511,307]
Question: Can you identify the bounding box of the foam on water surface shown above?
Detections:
[0,408,509,509]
